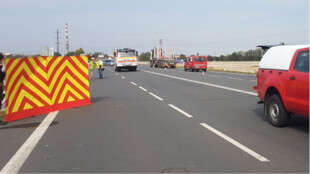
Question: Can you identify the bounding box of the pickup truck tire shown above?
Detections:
[267,94,290,127]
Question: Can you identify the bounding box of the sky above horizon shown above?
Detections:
[0,0,309,56]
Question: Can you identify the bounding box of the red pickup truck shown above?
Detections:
[253,44,309,127]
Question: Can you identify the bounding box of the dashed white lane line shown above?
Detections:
[130,82,137,86]
[141,70,257,96]
[210,75,222,78]
[249,80,257,82]
[139,86,148,92]
[115,73,119,75]
[168,104,193,118]
[228,77,242,80]
[148,92,164,101]
[111,71,114,72]
[200,123,269,162]
[1,111,59,174]
[121,76,125,79]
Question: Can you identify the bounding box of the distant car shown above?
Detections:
[109,60,114,66]
[103,59,112,66]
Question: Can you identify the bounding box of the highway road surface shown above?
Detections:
[0,65,308,173]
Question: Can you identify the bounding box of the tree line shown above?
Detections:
[6,48,108,60]
[7,47,265,62]
[138,48,265,61]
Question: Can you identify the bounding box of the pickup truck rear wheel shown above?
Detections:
[267,94,290,127]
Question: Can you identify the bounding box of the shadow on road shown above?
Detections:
[252,107,309,134]
[0,121,58,130]
[91,96,110,104]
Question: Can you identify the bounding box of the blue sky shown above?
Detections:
[0,0,309,56]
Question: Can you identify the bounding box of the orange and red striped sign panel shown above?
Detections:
[5,56,91,122]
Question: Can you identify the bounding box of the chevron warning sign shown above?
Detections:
[4,55,91,122]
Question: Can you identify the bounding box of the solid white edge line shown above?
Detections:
[228,77,242,80]
[210,71,256,77]
[139,86,148,92]
[148,92,164,101]
[200,123,269,162]
[210,75,222,77]
[141,70,257,96]
[1,111,59,174]
[168,104,193,118]
[130,82,137,86]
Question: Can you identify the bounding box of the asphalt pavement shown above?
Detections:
[0,65,308,173]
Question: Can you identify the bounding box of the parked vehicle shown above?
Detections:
[253,44,309,127]
[150,47,176,68]
[103,59,112,66]
[184,55,207,72]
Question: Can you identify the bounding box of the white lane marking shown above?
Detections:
[249,80,257,82]
[228,77,242,80]
[111,71,114,72]
[139,86,148,92]
[210,71,256,77]
[141,70,257,96]
[168,104,193,118]
[121,76,125,79]
[149,92,164,101]
[1,111,59,174]
[210,75,222,78]
[131,82,137,86]
[115,73,119,75]
[200,123,269,162]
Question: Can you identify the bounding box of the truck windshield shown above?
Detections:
[195,57,205,62]
[117,52,136,57]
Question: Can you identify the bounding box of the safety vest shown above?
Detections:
[90,62,96,70]
[96,60,103,69]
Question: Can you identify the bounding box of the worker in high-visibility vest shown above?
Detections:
[89,57,96,79]
[95,58,104,79]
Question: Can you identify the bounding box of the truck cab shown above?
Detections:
[184,55,207,72]
[114,48,138,72]
[254,44,309,127]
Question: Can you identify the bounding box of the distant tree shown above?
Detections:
[208,55,219,61]
[104,54,109,59]
[7,54,27,58]
[179,54,187,61]
[65,52,75,56]
[32,54,41,57]
[138,52,150,61]
[54,52,62,56]
[74,48,85,56]
[88,52,105,59]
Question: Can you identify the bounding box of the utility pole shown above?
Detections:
[55,29,60,53]
[159,39,163,59]
[65,23,69,55]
